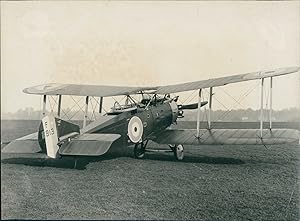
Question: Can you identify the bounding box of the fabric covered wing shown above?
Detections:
[153,129,299,145]
[2,132,42,153]
[156,66,299,94]
[59,133,121,156]
[23,67,298,96]
[23,83,158,97]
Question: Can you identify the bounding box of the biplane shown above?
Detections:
[3,67,300,162]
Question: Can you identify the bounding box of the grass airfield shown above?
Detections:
[1,120,299,220]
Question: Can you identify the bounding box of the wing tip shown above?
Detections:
[23,83,64,95]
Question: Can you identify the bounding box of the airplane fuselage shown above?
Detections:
[85,100,179,146]
[37,100,179,151]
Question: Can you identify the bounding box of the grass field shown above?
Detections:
[1,120,299,220]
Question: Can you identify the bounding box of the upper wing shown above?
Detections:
[23,83,158,97]
[153,129,299,145]
[155,66,299,94]
[23,67,299,96]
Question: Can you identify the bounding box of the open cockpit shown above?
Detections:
[106,94,172,115]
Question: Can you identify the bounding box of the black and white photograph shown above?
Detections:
[1,1,299,220]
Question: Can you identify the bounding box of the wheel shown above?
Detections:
[174,144,184,161]
[134,142,145,159]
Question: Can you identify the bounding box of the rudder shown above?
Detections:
[41,115,80,158]
[42,115,60,158]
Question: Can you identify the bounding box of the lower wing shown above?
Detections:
[153,129,299,145]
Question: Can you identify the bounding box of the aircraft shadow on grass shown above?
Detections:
[1,155,115,170]
[1,151,244,170]
[144,153,245,165]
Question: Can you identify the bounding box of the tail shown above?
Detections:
[41,115,80,158]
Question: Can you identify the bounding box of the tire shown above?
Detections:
[174,144,184,161]
[134,142,145,159]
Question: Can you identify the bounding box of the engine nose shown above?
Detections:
[169,100,179,123]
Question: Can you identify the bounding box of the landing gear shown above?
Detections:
[168,144,176,152]
[134,141,184,161]
[173,144,184,161]
[134,140,148,159]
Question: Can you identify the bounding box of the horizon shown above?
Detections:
[2,106,299,122]
[3,105,300,114]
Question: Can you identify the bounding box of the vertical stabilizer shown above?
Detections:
[42,115,59,158]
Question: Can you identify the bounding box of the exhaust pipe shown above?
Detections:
[178,101,208,110]
[177,101,208,118]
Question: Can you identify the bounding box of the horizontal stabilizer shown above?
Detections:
[59,133,121,156]
[2,132,41,153]
[153,129,299,145]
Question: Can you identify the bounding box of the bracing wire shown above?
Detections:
[91,96,108,114]
[216,82,260,122]
[70,96,85,113]
[219,87,245,109]
[181,89,198,104]
[61,96,84,120]
[89,97,99,121]
[69,103,86,120]
[197,82,260,139]
[201,81,259,126]
[49,95,69,119]
[48,96,56,114]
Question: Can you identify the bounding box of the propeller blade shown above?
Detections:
[179,101,208,110]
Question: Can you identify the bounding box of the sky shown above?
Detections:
[1,1,299,114]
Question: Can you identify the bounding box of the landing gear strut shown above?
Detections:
[134,140,148,159]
